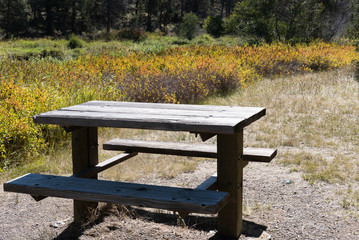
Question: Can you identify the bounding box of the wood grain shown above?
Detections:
[72,127,98,221]
[72,152,138,178]
[4,173,230,215]
[217,132,243,238]
[33,101,266,134]
[103,138,277,163]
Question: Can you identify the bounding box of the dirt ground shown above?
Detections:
[1,154,358,240]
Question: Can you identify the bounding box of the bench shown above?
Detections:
[102,138,276,218]
[6,139,275,217]
[4,173,229,215]
[103,138,277,163]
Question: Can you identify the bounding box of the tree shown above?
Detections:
[146,0,158,31]
[228,0,274,43]
[0,0,29,38]
[88,0,124,33]
[347,0,359,38]
[228,0,326,43]
[204,15,224,37]
[179,12,198,40]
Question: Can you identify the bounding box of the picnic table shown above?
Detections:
[4,100,276,238]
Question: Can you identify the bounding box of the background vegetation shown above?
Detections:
[0,37,358,172]
[0,0,359,42]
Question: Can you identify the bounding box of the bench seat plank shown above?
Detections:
[4,174,229,215]
[103,139,277,163]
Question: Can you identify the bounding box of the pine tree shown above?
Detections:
[0,0,29,38]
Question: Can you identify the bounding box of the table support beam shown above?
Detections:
[217,131,244,238]
[72,127,98,222]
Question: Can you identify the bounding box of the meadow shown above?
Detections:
[1,36,359,239]
[0,36,358,176]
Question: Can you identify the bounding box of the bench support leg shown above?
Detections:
[72,127,98,222]
[217,131,244,238]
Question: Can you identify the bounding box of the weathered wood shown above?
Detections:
[33,110,243,134]
[63,104,264,122]
[217,131,244,238]
[30,152,138,202]
[72,127,98,222]
[177,174,218,218]
[83,100,265,115]
[63,126,83,133]
[103,138,276,163]
[104,139,216,158]
[242,148,277,162]
[72,152,137,178]
[33,101,266,134]
[198,133,216,142]
[196,174,218,191]
[4,173,230,215]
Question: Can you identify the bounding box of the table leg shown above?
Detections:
[217,131,244,238]
[72,127,98,222]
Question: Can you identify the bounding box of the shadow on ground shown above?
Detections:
[54,204,267,239]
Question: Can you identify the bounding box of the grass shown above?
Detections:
[98,128,208,182]
[2,67,357,186]
[0,34,199,59]
[0,128,206,182]
[203,66,359,209]
[203,67,359,182]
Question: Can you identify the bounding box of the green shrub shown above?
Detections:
[191,34,215,45]
[68,35,83,49]
[179,12,199,40]
[41,49,65,59]
[170,38,189,45]
[223,15,239,35]
[116,28,145,41]
[204,15,224,38]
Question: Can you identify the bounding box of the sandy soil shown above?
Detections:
[1,154,358,240]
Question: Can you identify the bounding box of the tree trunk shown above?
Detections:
[5,0,11,38]
[71,0,76,33]
[45,2,54,35]
[106,0,112,34]
[181,0,184,20]
[220,0,225,18]
[146,0,152,31]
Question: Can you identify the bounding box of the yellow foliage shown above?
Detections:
[0,41,358,166]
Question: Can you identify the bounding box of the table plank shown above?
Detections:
[84,100,264,113]
[63,105,263,119]
[34,111,244,134]
[33,101,266,134]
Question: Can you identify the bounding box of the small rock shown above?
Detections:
[50,222,60,228]
[50,218,69,228]
[259,231,271,240]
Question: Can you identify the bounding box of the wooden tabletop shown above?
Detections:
[33,101,265,134]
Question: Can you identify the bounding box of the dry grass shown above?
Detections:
[97,128,209,182]
[0,129,206,182]
[2,67,358,208]
[203,66,359,208]
[204,67,359,181]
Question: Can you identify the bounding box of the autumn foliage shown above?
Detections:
[0,41,358,168]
